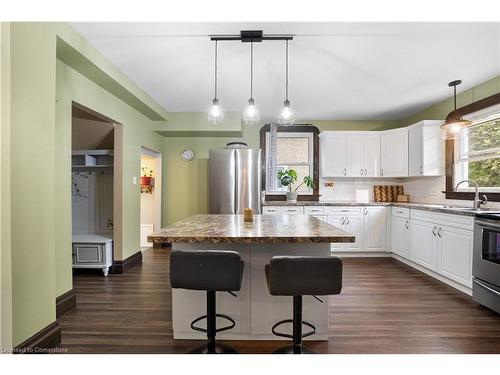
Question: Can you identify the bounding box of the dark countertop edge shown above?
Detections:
[262,201,479,217]
[148,236,355,244]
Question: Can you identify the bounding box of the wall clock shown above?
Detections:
[180,148,194,162]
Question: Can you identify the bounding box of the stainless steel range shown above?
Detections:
[473,213,500,314]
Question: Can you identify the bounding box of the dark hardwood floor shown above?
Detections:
[58,248,500,354]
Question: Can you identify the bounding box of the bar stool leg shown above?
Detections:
[206,291,216,354]
[293,296,302,354]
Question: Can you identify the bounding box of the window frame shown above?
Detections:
[260,124,320,201]
[445,92,500,202]
[265,132,314,195]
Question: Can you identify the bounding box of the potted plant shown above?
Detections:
[277,169,316,202]
[140,167,155,194]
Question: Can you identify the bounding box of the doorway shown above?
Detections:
[71,103,118,276]
[140,147,162,249]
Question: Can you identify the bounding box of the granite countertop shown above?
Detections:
[148,214,355,244]
[263,200,500,217]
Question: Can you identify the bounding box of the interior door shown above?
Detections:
[363,135,380,177]
[363,207,386,251]
[321,134,348,177]
[410,219,437,271]
[348,135,364,177]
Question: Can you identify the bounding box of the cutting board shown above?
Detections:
[373,185,404,202]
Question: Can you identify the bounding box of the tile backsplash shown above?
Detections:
[320,176,500,208]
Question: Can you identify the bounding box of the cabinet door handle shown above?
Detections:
[360,168,364,176]
[437,227,442,238]
[420,165,423,175]
[341,216,345,225]
[381,168,384,176]
[432,226,437,236]
[405,220,409,229]
[364,208,368,215]
[364,168,368,175]
[343,168,347,176]
[346,217,350,225]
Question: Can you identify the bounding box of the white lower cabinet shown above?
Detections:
[363,207,386,251]
[437,225,473,287]
[391,216,410,258]
[409,219,438,271]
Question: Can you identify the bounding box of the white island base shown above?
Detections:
[172,242,330,341]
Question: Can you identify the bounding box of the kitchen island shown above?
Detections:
[148,214,354,341]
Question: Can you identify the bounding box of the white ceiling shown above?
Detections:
[71,22,500,121]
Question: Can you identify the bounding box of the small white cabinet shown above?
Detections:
[408,121,444,177]
[72,233,113,276]
[380,127,408,177]
[363,206,386,251]
[391,216,410,258]
[437,225,473,287]
[409,219,438,271]
[320,133,349,177]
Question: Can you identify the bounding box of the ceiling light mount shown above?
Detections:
[210,30,293,42]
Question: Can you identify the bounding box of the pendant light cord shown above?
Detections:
[453,84,457,111]
[250,41,253,100]
[285,39,289,101]
[214,40,218,100]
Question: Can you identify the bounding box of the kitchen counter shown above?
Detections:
[148,214,355,244]
[262,200,500,217]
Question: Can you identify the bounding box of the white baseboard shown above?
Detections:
[392,254,472,296]
[333,251,392,258]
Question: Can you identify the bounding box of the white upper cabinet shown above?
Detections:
[321,132,380,177]
[408,121,444,177]
[320,133,349,177]
[363,134,381,177]
[380,127,408,177]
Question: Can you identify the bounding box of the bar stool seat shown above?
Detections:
[170,250,244,354]
[265,256,343,354]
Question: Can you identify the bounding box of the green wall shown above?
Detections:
[55,60,165,297]
[401,75,500,125]
[4,22,169,347]
[1,22,13,350]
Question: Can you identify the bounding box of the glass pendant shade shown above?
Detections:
[278,100,295,126]
[440,111,472,139]
[208,98,224,125]
[243,98,260,125]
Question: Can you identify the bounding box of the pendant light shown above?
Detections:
[441,80,472,139]
[208,40,224,125]
[278,40,296,125]
[243,41,260,125]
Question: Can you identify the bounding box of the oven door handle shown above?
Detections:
[474,279,500,296]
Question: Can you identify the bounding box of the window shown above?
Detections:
[259,124,320,200]
[266,132,314,194]
[454,106,500,192]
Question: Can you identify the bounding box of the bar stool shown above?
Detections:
[170,250,244,354]
[265,255,343,354]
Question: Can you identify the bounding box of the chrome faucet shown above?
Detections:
[455,179,488,209]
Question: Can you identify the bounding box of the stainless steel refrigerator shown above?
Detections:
[208,148,261,214]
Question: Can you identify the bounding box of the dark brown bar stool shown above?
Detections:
[170,250,244,354]
[265,256,343,354]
